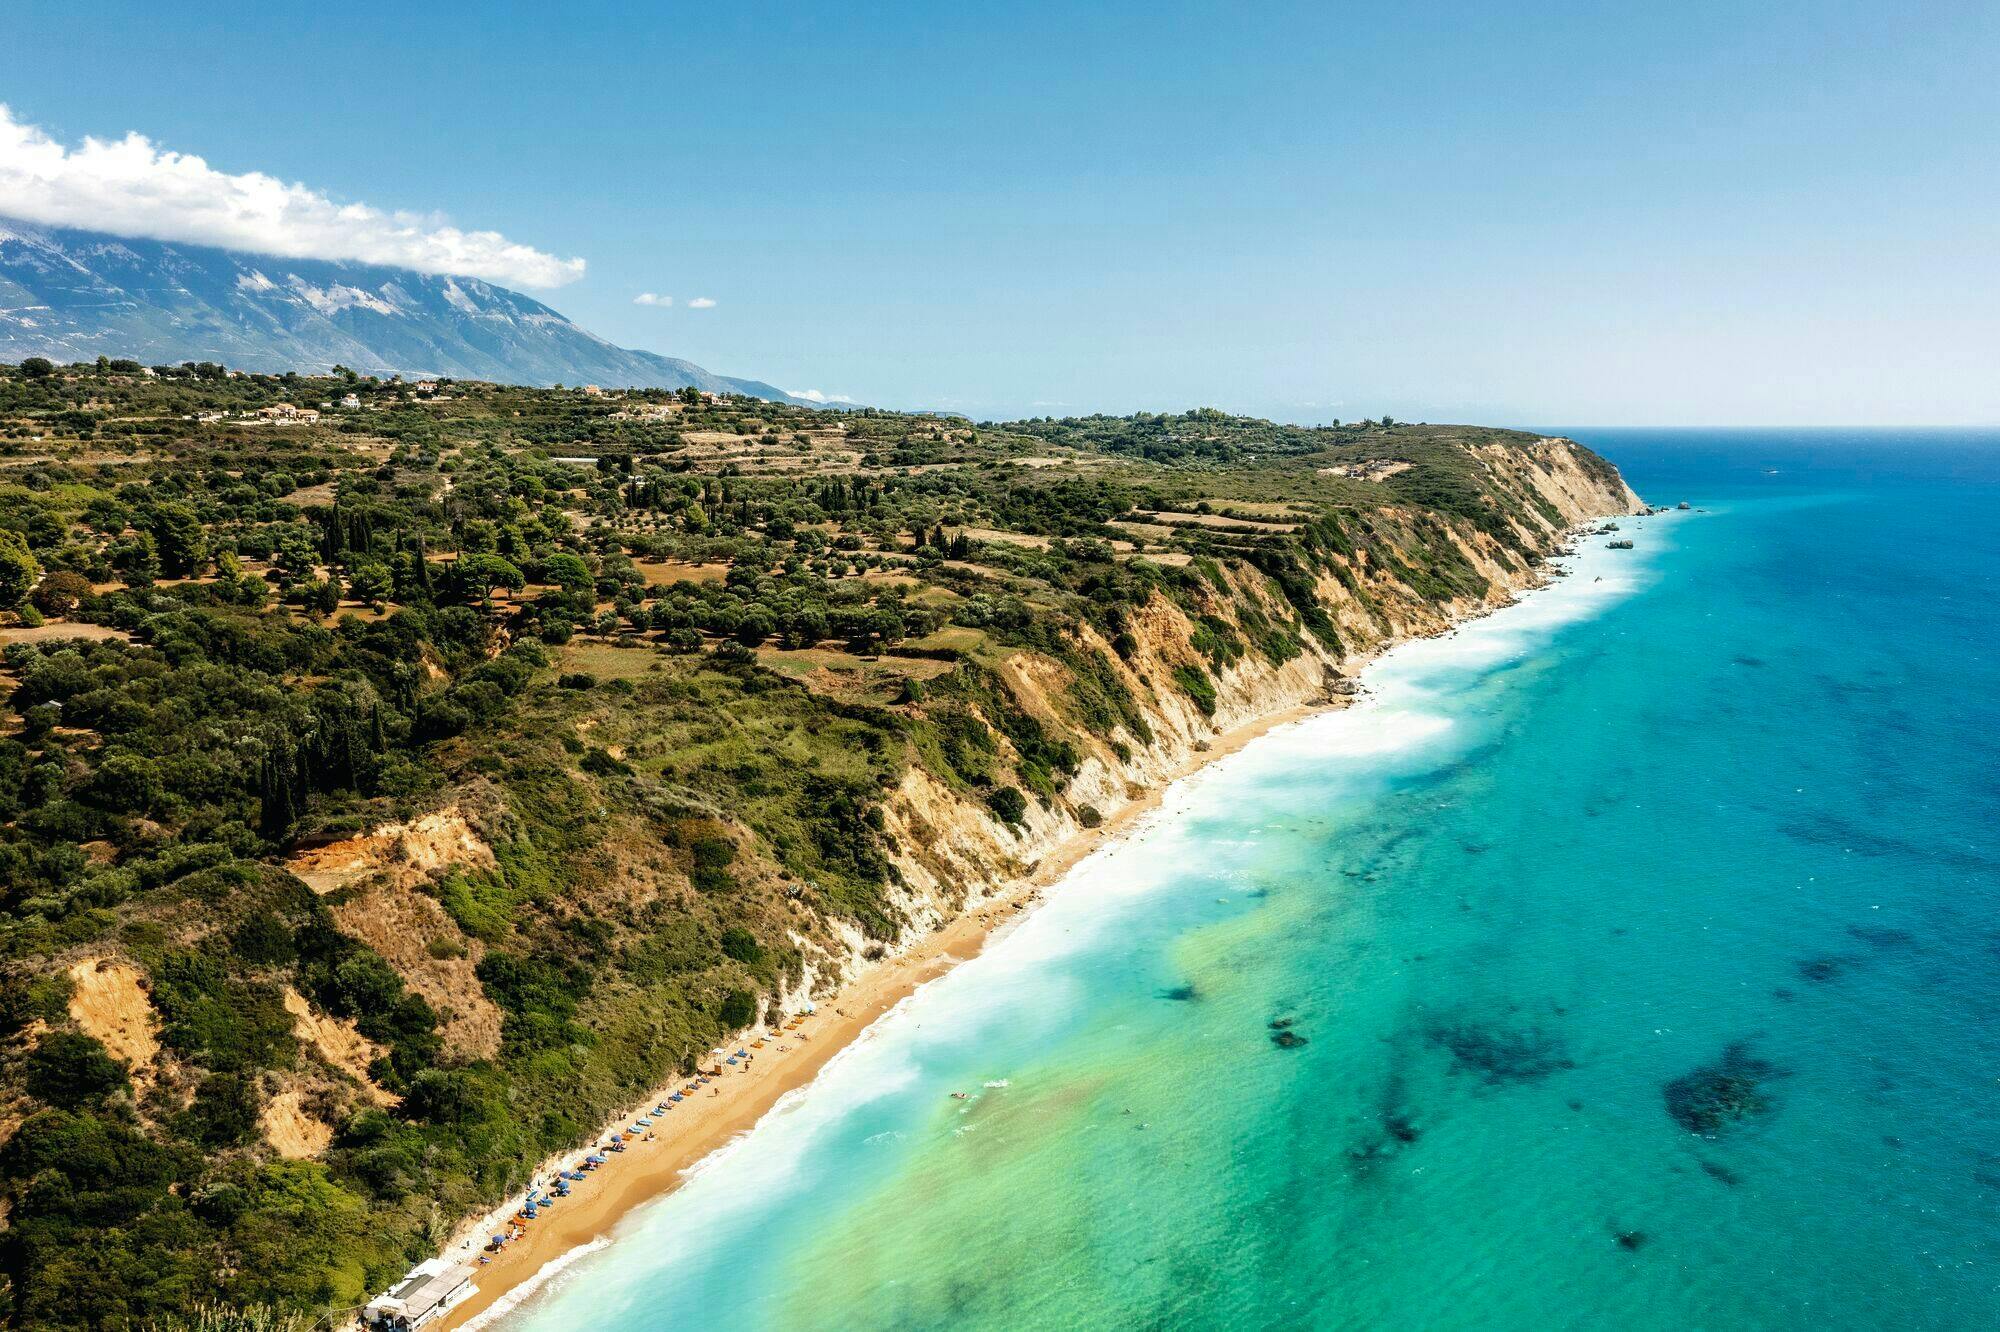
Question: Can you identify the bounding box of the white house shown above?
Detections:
[363,1259,477,1329]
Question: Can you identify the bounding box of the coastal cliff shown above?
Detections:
[841,437,1643,985]
[0,363,1643,1327]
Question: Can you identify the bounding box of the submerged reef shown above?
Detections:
[1699,1159,1743,1187]
[1664,1041,1782,1136]
[1796,955,1857,983]
[1424,1019,1575,1083]
[1847,924,1916,951]
[1347,1070,1423,1177]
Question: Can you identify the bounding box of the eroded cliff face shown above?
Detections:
[256,442,1641,1047]
[815,439,1643,986]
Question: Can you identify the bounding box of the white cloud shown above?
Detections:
[687,297,716,309]
[632,292,672,306]
[790,389,855,404]
[0,104,584,288]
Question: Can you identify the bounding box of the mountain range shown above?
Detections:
[0,218,817,404]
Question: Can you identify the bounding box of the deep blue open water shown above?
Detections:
[497,429,2000,1330]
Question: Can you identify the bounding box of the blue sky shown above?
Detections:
[5,1,1997,424]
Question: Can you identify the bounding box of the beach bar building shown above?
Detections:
[363,1258,478,1329]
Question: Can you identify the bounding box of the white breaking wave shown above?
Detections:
[457,1237,611,1332]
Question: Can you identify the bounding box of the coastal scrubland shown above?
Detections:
[0,359,1636,1327]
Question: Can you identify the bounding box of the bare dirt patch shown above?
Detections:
[283,481,339,507]
[286,808,494,895]
[283,987,394,1103]
[261,1087,334,1158]
[0,622,134,647]
[66,957,159,1071]
[635,560,731,587]
[329,887,502,1061]
[1150,510,1299,532]
[1317,460,1413,482]
[963,527,1051,549]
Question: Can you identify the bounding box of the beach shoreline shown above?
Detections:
[435,525,1623,1331]
[437,691,1326,1329]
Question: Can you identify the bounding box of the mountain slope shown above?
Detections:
[0,218,813,402]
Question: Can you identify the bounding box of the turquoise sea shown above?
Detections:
[495,430,2000,1330]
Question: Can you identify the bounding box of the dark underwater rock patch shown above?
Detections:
[1699,1159,1742,1187]
[1268,1019,1307,1049]
[1424,1019,1575,1084]
[1847,924,1916,951]
[1796,955,1858,983]
[1160,984,1198,1002]
[1347,1072,1422,1176]
[1664,1041,1782,1136]
[1382,1110,1419,1143]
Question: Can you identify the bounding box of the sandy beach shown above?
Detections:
[435,696,1322,1330]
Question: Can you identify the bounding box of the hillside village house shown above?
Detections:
[257,403,319,424]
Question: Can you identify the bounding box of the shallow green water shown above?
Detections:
[498,431,2000,1330]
